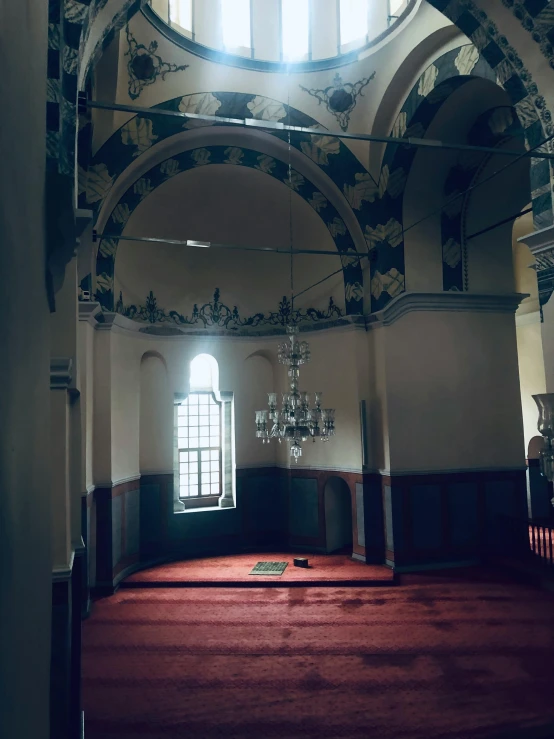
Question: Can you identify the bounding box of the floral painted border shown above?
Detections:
[94,145,364,316]
[115,288,344,329]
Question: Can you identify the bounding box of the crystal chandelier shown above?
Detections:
[255,324,336,462]
[255,123,337,462]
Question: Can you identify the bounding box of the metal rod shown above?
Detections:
[85,98,554,161]
[466,206,533,241]
[294,131,554,303]
[401,132,554,244]
[293,266,346,301]
[96,232,366,258]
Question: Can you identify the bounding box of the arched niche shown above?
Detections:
[402,79,520,294]
[464,140,530,296]
[236,354,275,467]
[140,351,173,474]
[324,476,353,553]
[528,435,544,460]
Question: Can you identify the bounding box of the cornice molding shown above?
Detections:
[50,357,73,389]
[518,225,554,254]
[52,549,75,582]
[93,474,141,488]
[78,301,102,324]
[368,292,527,328]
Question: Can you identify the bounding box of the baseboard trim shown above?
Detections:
[393,558,481,574]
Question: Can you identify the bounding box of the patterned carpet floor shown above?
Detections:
[83,565,554,738]
[122,552,394,586]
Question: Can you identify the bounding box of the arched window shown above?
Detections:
[221,0,251,52]
[177,354,222,503]
[168,0,192,31]
[282,0,309,61]
[340,0,369,49]
[190,353,219,392]
[389,0,405,17]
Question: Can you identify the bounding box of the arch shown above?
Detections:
[372,42,549,310]
[190,353,219,392]
[441,105,525,291]
[425,1,553,223]
[323,476,353,553]
[238,354,275,466]
[94,145,364,315]
[528,435,545,460]
[83,92,376,268]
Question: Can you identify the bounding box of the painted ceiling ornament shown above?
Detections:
[299,72,376,132]
[125,25,189,100]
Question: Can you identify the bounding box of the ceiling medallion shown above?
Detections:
[125,25,189,100]
[300,72,376,131]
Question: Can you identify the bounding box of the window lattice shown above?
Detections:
[177,393,221,499]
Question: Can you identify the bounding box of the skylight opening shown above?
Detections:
[222,0,251,51]
[282,0,309,61]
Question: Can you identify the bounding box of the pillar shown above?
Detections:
[367,292,529,571]
[50,255,84,739]
[0,1,52,737]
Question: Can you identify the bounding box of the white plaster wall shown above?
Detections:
[114,164,346,320]
[541,298,554,394]
[111,331,141,482]
[383,309,525,472]
[93,330,113,484]
[236,355,276,467]
[79,320,95,490]
[93,325,368,480]
[281,327,365,471]
[516,317,546,453]
[466,143,530,296]
[367,325,390,471]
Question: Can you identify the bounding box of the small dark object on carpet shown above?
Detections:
[294,557,310,568]
[249,561,288,576]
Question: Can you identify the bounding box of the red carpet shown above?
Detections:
[83,565,554,738]
[123,552,394,586]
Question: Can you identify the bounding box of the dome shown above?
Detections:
[147,0,414,70]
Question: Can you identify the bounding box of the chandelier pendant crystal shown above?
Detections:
[255,325,336,462]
